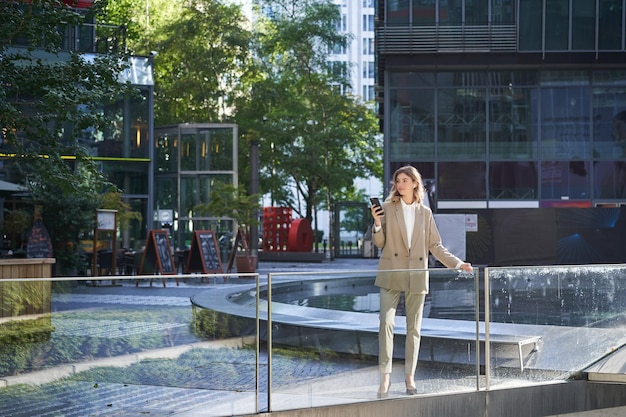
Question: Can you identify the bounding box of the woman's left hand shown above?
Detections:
[459,263,473,273]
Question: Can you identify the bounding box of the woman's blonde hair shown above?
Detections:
[387,165,424,204]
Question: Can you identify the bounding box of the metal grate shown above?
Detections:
[376,25,517,54]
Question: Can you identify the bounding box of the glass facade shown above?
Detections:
[380,0,626,208]
[388,0,515,26]
[154,124,238,250]
[387,70,626,204]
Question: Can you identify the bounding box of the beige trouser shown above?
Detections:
[379,288,426,376]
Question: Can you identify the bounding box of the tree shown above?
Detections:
[148,0,252,125]
[0,1,135,274]
[235,0,382,256]
[22,151,112,274]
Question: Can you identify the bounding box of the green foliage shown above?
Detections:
[0,307,192,377]
[194,182,260,232]
[235,0,382,224]
[3,209,32,251]
[0,1,136,274]
[150,0,252,125]
[0,281,50,317]
[20,152,112,274]
[101,190,143,233]
[192,307,253,340]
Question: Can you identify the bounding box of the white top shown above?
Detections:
[401,199,416,249]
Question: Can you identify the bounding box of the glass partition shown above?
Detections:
[485,264,626,389]
[265,268,480,412]
[5,264,622,415]
[0,273,261,416]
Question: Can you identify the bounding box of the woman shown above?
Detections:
[371,165,472,398]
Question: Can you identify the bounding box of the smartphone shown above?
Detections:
[370,197,384,215]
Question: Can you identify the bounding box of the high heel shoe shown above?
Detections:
[377,382,390,399]
[405,376,417,395]
[377,375,390,399]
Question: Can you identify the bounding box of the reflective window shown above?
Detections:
[101,161,149,195]
[387,0,409,25]
[539,86,591,160]
[179,127,234,171]
[180,174,232,217]
[465,0,489,24]
[86,90,150,159]
[437,87,486,159]
[594,161,626,199]
[155,177,177,212]
[488,86,537,159]
[599,0,623,50]
[388,89,435,160]
[572,0,596,50]
[412,0,436,25]
[389,72,435,87]
[438,162,486,199]
[489,161,538,199]
[519,0,542,50]
[545,0,569,50]
[491,0,515,24]
[540,160,590,199]
[592,86,626,159]
[155,128,178,173]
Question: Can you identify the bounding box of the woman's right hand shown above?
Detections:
[371,204,384,227]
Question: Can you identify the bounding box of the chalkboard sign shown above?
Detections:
[27,220,53,258]
[139,230,176,275]
[185,230,223,274]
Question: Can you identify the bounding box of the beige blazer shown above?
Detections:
[372,199,462,294]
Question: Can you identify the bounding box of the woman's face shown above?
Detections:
[395,172,415,198]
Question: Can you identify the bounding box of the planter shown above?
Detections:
[0,258,55,319]
[235,253,257,274]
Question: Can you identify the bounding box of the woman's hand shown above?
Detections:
[371,204,384,227]
[459,262,473,273]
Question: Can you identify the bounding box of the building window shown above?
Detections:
[538,83,591,160]
[388,88,435,160]
[545,0,568,50]
[594,161,626,199]
[540,160,590,200]
[363,61,375,79]
[438,162,487,200]
[599,0,623,50]
[519,0,544,51]
[491,0,515,25]
[413,0,437,25]
[489,161,538,199]
[387,0,410,25]
[572,0,596,50]
[489,85,537,159]
[363,14,375,31]
[437,85,487,160]
[362,37,375,54]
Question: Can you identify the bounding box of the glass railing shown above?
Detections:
[2,263,625,415]
[0,272,261,417]
[265,268,481,412]
[485,264,626,389]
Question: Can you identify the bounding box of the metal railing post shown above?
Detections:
[484,267,491,390]
[267,272,273,412]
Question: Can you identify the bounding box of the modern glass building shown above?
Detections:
[377,0,626,209]
[1,2,155,252]
[154,124,238,251]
